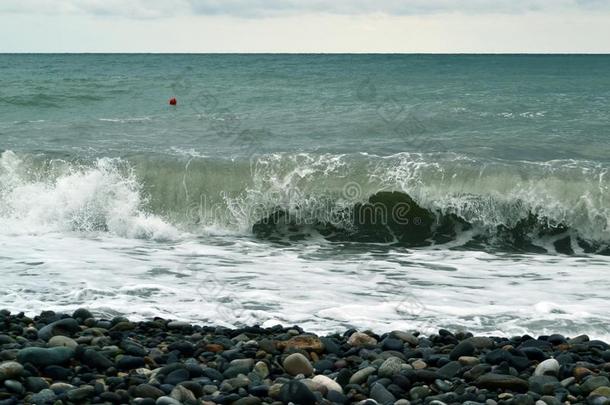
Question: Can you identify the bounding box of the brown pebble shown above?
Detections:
[573,366,592,381]
[204,344,224,353]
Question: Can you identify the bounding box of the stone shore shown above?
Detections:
[1,309,610,404]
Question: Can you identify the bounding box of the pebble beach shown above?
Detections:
[2,310,610,405]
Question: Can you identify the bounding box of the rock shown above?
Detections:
[110,321,135,331]
[458,356,479,366]
[278,335,325,353]
[573,366,593,380]
[169,385,197,403]
[165,368,190,385]
[378,357,404,378]
[349,366,376,384]
[512,394,535,405]
[538,395,561,405]
[409,386,431,400]
[224,364,251,379]
[31,388,57,404]
[301,378,326,395]
[450,341,475,360]
[4,379,24,394]
[370,382,396,405]
[437,361,461,379]
[283,353,313,376]
[167,321,192,329]
[475,373,529,392]
[82,348,113,370]
[412,359,427,369]
[156,397,182,405]
[528,375,560,395]
[49,382,74,393]
[37,318,80,341]
[581,376,610,394]
[229,374,250,389]
[66,385,94,401]
[381,337,403,351]
[348,332,377,347]
[47,335,78,349]
[116,355,145,370]
[72,308,93,322]
[560,376,576,387]
[25,376,49,393]
[466,337,494,350]
[16,347,74,367]
[232,396,262,405]
[132,383,165,399]
[390,331,419,346]
[534,358,560,376]
[589,386,610,397]
[328,389,349,403]
[254,361,269,378]
[0,361,23,380]
[268,383,283,399]
[312,375,343,393]
[280,380,317,405]
[43,365,71,380]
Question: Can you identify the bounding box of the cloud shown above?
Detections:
[2,0,610,19]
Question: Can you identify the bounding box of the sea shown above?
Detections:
[1,54,609,338]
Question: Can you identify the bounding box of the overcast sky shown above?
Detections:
[2,0,610,52]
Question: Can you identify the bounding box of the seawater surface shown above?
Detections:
[1,54,609,337]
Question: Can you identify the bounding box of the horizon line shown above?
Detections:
[2,52,610,55]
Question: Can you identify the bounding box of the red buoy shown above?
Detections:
[169,97,177,106]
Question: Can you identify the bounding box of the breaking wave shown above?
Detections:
[0,150,608,254]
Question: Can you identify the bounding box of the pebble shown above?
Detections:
[0,361,24,379]
[581,375,610,394]
[347,332,378,347]
[475,373,529,392]
[589,386,610,397]
[450,340,475,360]
[280,380,317,405]
[283,353,313,376]
[4,379,24,394]
[66,385,94,401]
[378,357,403,378]
[31,388,56,404]
[156,396,182,405]
[349,366,376,384]
[2,310,610,405]
[390,331,419,346]
[132,383,165,399]
[279,335,325,353]
[37,318,80,341]
[253,361,269,378]
[312,374,343,393]
[534,358,560,376]
[412,359,427,369]
[458,356,479,366]
[170,384,197,402]
[16,346,74,367]
[370,382,396,405]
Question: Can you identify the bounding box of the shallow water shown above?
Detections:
[1,54,609,338]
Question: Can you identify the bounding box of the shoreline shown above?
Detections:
[1,310,609,404]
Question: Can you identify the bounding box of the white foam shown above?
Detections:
[0,150,179,240]
[2,230,610,339]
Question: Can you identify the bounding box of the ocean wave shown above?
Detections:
[0,151,179,240]
[0,150,608,253]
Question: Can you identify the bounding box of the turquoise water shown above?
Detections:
[1,55,609,336]
[3,54,610,160]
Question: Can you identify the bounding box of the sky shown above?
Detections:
[1,0,610,53]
